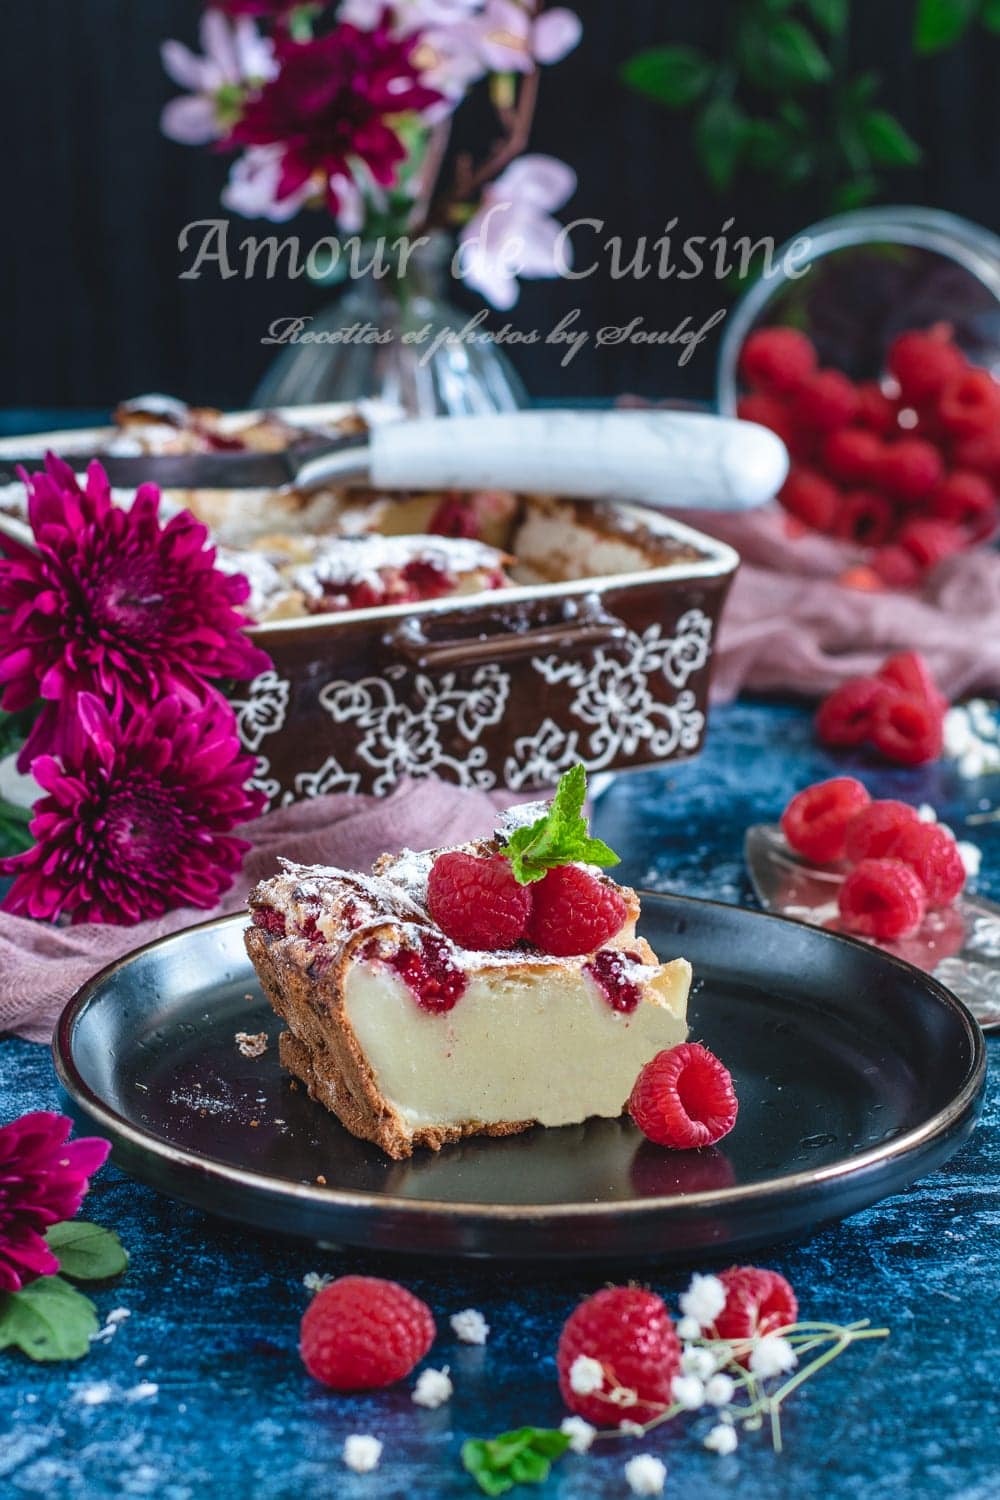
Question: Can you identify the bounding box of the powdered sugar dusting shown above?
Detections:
[291,533,506,599]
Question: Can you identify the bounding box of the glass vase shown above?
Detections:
[252,234,527,417]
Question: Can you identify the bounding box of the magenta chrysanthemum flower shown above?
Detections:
[0,693,266,924]
[224,20,443,213]
[0,453,271,771]
[0,1112,110,1291]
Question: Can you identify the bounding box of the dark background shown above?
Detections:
[2,0,998,410]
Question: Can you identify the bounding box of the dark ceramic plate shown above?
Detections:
[54,895,986,1262]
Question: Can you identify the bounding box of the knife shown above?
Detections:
[0,411,788,512]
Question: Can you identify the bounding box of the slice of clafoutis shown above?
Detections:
[245,856,690,1161]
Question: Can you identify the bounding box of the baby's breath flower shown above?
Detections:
[411,1366,453,1409]
[624,1453,667,1496]
[560,1415,596,1454]
[676,1315,701,1342]
[704,1372,736,1407]
[303,1272,332,1294]
[569,1354,605,1396]
[619,1419,646,1438]
[670,1373,706,1410]
[678,1272,726,1329]
[749,1333,798,1379]
[450,1308,490,1345]
[343,1435,382,1473]
[704,1422,738,1456]
[680,1346,717,1380]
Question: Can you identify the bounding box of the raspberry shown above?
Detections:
[427,851,531,951]
[556,1286,681,1426]
[877,438,944,502]
[833,489,895,546]
[777,468,839,531]
[822,428,884,485]
[885,822,966,906]
[524,864,627,956]
[738,326,817,395]
[428,494,479,539]
[300,1276,435,1391]
[628,1042,738,1149]
[790,369,859,432]
[938,368,1000,438]
[844,800,920,863]
[737,393,798,452]
[373,932,468,1013]
[876,651,947,714]
[886,327,966,405]
[896,516,967,570]
[586,947,643,1013]
[838,858,926,940]
[780,778,871,863]
[870,691,944,765]
[252,905,286,938]
[952,431,1000,486]
[814,677,885,748]
[712,1267,798,1350]
[854,381,899,435]
[871,543,922,589]
[926,471,997,538]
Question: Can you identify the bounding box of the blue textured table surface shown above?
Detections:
[1,698,998,1500]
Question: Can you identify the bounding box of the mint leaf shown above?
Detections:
[694,97,748,192]
[0,1275,98,1362]
[503,766,620,884]
[462,1429,571,1497]
[860,110,922,166]
[620,46,713,108]
[983,0,1000,32]
[804,0,848,34]
[45,1222,128,1282]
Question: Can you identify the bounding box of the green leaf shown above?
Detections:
[45,1222,128,1282]
[0,1275,98,1362]
[745,117,787,170]
[860,110,922,166]
[913,0,977,52]
[980,0,1000,32]
[767,18,833,83]
[620,45,713,108]
[832,174,879,211]
[804,0,849,33]
[462,1429,571,1497]
[694,96,749,191]
[503,765,620,884]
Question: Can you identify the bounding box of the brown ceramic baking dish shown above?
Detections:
[0,406,740,802]
[230,493,739,803]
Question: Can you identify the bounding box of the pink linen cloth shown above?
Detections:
[688,505,1000,704]
[0,779,512,1044]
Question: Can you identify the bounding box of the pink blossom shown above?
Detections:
[0,1113,110,1291]
[473,0,581,73]
[1,694,264,925]
[0,454,271,771]
[161,9,277,145]
[457,154,576,308]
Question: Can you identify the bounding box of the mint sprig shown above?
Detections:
[503,765,619,885]
[462,1427,570,1497]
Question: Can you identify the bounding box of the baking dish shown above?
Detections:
[0,404,740,801]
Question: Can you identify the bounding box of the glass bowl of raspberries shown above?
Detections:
[718,207,1000,586]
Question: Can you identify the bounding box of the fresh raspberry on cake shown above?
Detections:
[844,800,920,863]
[525,864,628,957]
[300,1275,435,1390]
[711,1267,798,1349]
[815,678,885,748]
[738,326,816,394]
[427,851,531,951]
[557,1286,681,1425]
[885,822,966,907]
[780,778,871,863]
[628,1042,738,1149]
[870,691,944,765]
[838,858,927,939]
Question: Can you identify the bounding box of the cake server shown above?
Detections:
[0,411,787,512]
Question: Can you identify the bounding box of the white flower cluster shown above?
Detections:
[624,1453,667,1495]
[450,1308,490,1345]
[411,1366,453,1409]
[343,1435,382,1473]
[677,1272,726,1340]
[568,1354,605,1396]
[944,701,1000,779]
[559,1416,596,1454]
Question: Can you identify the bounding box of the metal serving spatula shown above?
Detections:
[0,410,787,513]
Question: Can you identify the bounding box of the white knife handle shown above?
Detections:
[368,410,788,511]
